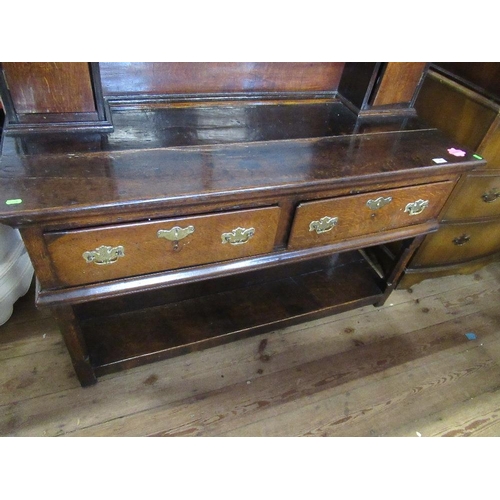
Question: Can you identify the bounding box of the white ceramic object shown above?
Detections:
[0,224,34,326]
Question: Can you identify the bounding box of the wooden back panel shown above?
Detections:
[99,62,345,96]
[435,62,500,100]
[2,62,96,114]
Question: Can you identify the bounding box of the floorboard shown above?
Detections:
[1,262,500,437]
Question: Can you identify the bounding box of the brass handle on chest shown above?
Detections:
[221,227,255,245]
[83,245,125,265]
[309,216,338,234]
[366,196,392,210]
[404,199,429,216]
[482,188,500,203]
[453,234,471,246]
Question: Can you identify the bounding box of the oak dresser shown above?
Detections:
[0,63,484,386]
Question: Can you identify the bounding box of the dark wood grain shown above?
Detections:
[51,305,97,386]
[2,63,96,114]
[0,102,429,156]
[73,254,342,320]
[410,219,500,267]
[416,70,498,152]
[79,251,384,375]
[0,118,482,227]
[337,62,380,111]
[372,63,427,106]
[478,114,500,169]
[434,62,500,102]
[99,63,346,96]
[104,99,358,148]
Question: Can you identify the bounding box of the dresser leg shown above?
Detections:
[375,234,427,307]
[52,305,97,387]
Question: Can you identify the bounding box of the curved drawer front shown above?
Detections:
[443,174,500,220]
[410,219,500,267]
[44,206,281,286]
[288,181,454,250]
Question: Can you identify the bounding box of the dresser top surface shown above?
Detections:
[0,100,485,224]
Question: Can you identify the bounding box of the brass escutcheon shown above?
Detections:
[221,227,255,245]
[158,225,195,251]
[404,199,429,216]
[82,245,125,265]
[309,216,338,234]
[157,225,195,242]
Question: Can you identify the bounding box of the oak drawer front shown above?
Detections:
[288,181,454,250]
[410,219,500,267]
[443,174,500,220]
[45,206,281,286]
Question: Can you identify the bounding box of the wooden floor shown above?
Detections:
[2,262,500,437]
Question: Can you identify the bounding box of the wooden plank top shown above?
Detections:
[0,102,485,225]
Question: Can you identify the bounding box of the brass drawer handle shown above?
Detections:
[453,234,471,246]
[404,199,429,216]
[157,225,195,242]
[82,245,125,265]
[221,227,255,245]
[482,188,500,203]
[366,196,392,210]
[309,216,338,234]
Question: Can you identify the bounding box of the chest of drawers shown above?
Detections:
[400,66,500,287]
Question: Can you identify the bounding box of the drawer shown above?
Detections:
[288,181,454,250]
[410,219,500,267]
[443,174,500,220]
[44,206,281,286]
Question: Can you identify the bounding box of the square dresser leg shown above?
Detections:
[52,305,98,387]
